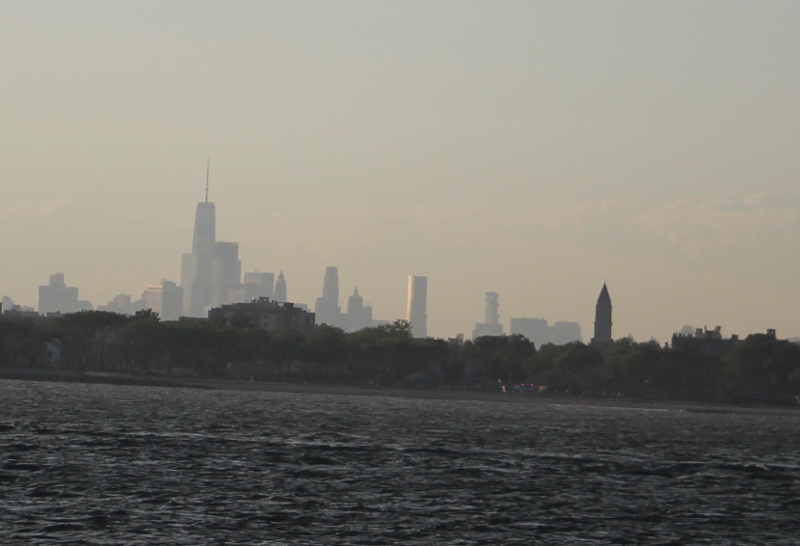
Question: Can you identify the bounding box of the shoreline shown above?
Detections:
[1,368,798,417]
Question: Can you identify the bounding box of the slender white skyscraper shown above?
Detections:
[406,275,427,338]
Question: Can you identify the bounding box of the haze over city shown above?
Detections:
[2,2,799,342]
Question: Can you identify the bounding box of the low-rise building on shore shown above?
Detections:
[208,297,316,335]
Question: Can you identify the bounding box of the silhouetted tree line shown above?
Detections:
[1,311,799,403]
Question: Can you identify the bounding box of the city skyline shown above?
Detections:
[2,2,799,342]
[0,182,792,344]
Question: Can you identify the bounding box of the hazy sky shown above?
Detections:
[2,1,799,342]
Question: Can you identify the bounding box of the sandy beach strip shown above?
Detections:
[178,378,800,417]
[2,368,798,416]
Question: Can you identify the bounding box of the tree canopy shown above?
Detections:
[1,312,798,404]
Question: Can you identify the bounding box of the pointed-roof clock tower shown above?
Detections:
[592,282,612,345]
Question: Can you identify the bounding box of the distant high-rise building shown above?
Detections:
[406,275,427,338]
[144,280,183,321]
[484,291,499,324]
[592,282,613,345]
[243,271,275,301]
[472,291,503,339]
[274,270,287,302]
[510,317,582,346]
[344,286,373,332]
[143,285,163,316]
[510,318,551,347]
[322,266,339,306]
[552,321,582,345]
[97,294,138,315]
[181,198,216,317]
[210,241,242,308]
[192,201,216,255]
[38,272,81,315]
[314,266,343,327]
[180,167,242,317]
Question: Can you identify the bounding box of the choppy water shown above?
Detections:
[1,380,799,544]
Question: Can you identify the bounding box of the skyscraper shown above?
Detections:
[192,201,216,256]
[210,241,242,308]
[484,291,500,325]
[314,266,342,327]
[510,317,550,347]
[274,270,287,302]
[472,291,503,338]
[180,165,242,317]
[592,282,613,345]
[552,321,582,345]
[182,196,216,317]
[97,293,136,315]
[344,286,373,332]
[143,280,183,321]
[38,272,81,314]
[243,271,275,301]
[509,317,582,346]
[406,275,427,338]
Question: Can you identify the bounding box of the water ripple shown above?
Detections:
[1,379,799,544]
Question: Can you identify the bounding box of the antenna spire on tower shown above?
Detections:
[205,158,210,204]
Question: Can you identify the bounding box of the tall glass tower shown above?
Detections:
[181,201,216,317]
[406,275,428,338]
